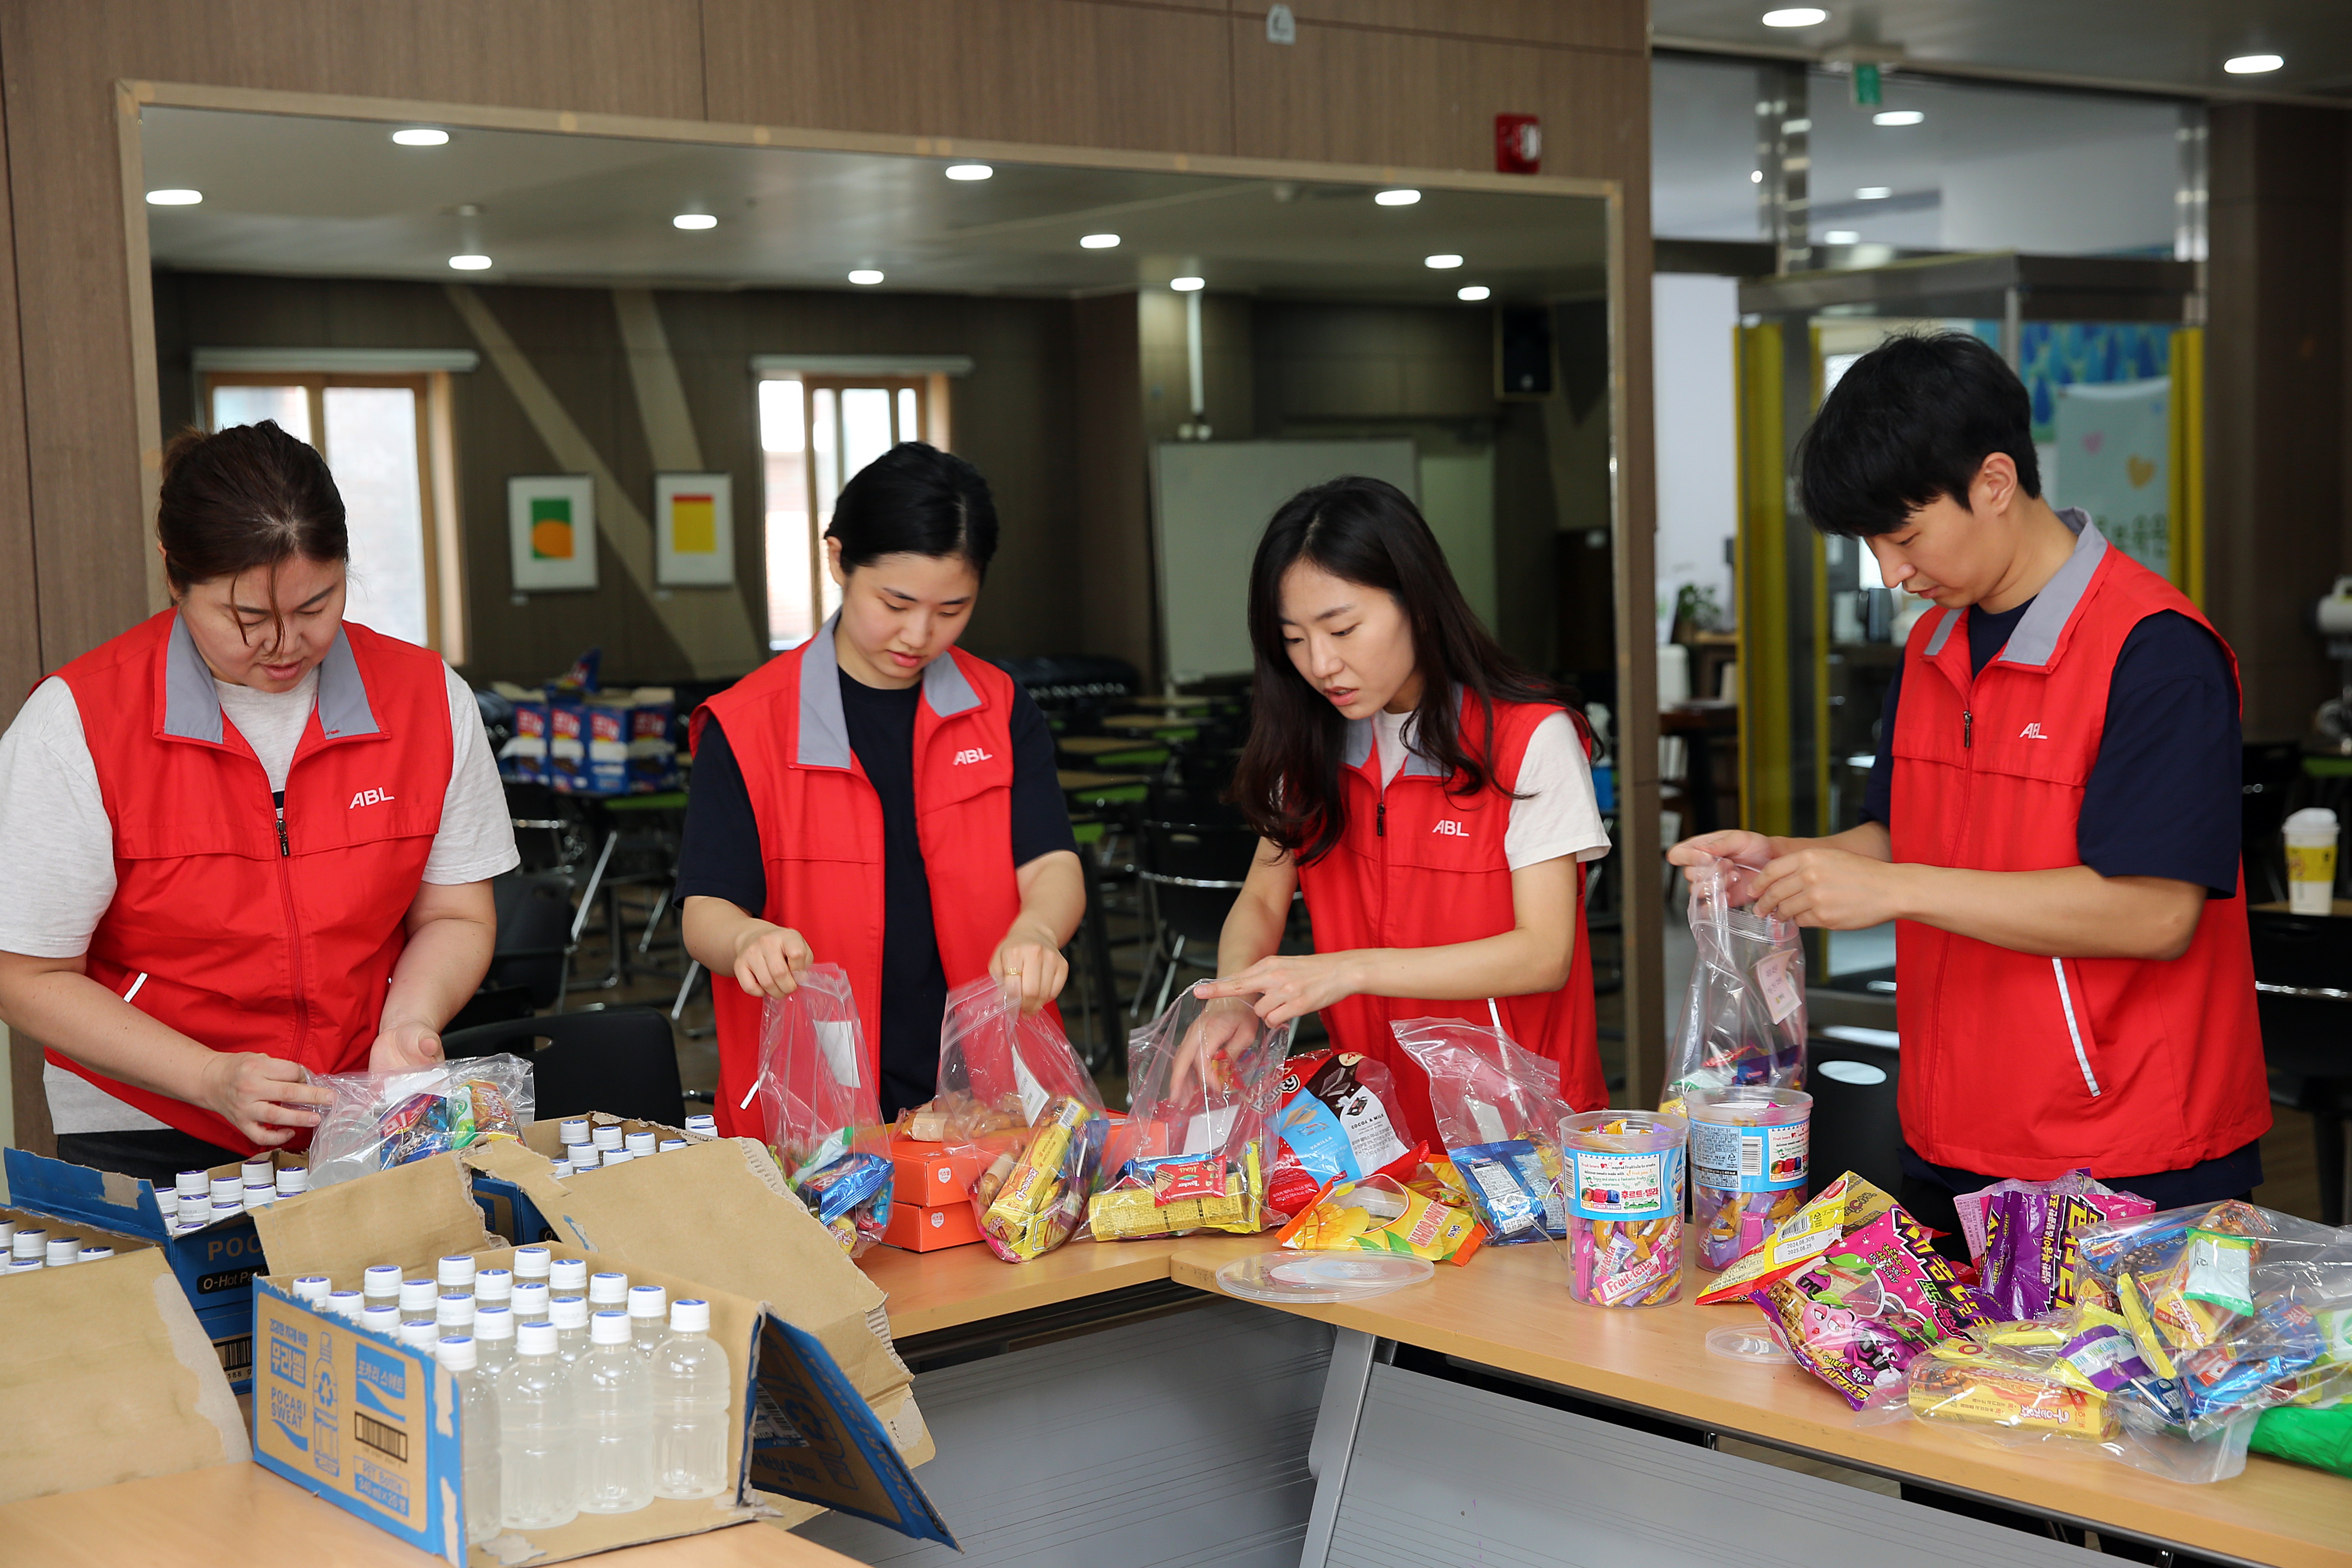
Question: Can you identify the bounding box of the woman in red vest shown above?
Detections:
[0,421,517,1180]
[677,443,1084,1131]
[1193,477,1610,1146]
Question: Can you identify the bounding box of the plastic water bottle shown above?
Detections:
[548,1258,588,1294]
[359,1304,403,1338]
[363,1264,402,1307]
[399,1278,437,1318]
[242,1156,274,1187]
[577,1311,654,1513]
[326,1290,365,1321]
[437,1294,478,1334]
[276,1165,309,1198]
[592,1125,624,1155]
[45,1236,80,1267]
[559,1117,590,1152]
[651,1298,734,1499]
[626,1285,667,1355]
[174,1170,208,1209]
[435,1336,503,1547]
[9,1229,43,1265]
[498,1321,578,1530]
[155,1189,178,1225]
[474,1304,517,1376]
[588,1271,630,1310]
[291,1275,332,1307]
[398,1319,439,1349]
[475,1268,513,1308]
[684,1115,717,1138]
[439,1255,477,1296]
[550,1294,592,1369]
[657,1139,686,1153]
[511,1280,551,1324]
[512,1245,552,1284]
[624,1130,656,1158]
[207,1175,239,1210]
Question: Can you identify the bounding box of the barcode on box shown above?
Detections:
[355,1410,409,1463]
[217,1335,254,1378]
[1739,1137,1763,1179]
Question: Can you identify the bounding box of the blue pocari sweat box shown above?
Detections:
[252,1244,952,1564]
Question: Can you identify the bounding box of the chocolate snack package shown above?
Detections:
[1267,1050,1415,1217]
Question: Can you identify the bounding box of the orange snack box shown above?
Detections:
[888,1136,996,1209]
[883,1199,985,1252]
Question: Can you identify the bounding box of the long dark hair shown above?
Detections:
[827,441,998,575]
[158,420,349,644]
[1229,476,1572,864]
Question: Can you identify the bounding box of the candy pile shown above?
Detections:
[307,1054,534,1188]
[1561,1111,1686,1307]
[1277,1170,1484,1265]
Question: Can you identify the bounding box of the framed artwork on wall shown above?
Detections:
[655,471,735,587]
[508,474,598,592]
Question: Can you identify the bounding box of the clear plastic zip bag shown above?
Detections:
[938,976,1106,1263]
[1391,1018,1572,1247]
[307,1053,534,1189]
[1661,852,1806,1117]
[751,963,891,1256]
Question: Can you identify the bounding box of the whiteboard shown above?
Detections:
[1152,439,1419,679]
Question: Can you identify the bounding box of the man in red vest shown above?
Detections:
[1673,332,2270,1241]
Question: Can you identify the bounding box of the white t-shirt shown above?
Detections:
[0,662,520,1135]
[1371,708,1610,869]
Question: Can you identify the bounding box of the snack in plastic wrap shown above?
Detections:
[1951,1168,2154,1265]
[934,975,1102,1145]
[1686,1086,1810,1272]
[1085,985,1291,1242]
[1561,1111,1685,1306]
[1694,1170,1900,1305]
[978,1094,1104,1261]
[1820,1208,2001,1342]
[1392,1018,1574,1245]
[307,1054,534,1188]
[1972,1170,2155,1321]
[1660,852,1806,1117]
[1267,1049,1417,1218]
[749,963,892,1256]
[1907,1355,2120,1440]
[1757,1204,1999,1408]
[1276,1174,1484,1265]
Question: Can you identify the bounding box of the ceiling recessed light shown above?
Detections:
[1170,276,1205,292]
[1080,233,1120,249]
[1855,186,1893,200]
[2224,54,2284,74]
[1750,169,1764,184]
[1457,285,1492,302]
[1374,189,1421,206]
[391,128,450,147]
[944,163,993,181]
[1761,7,1829,25]
[673,214,717,230]
[847,269,885,285]
[145,189,202,206]
[1823,230,1860,244]
[448,254,492,271]
[1873,110,1924,126]
[1424,254,1464,270]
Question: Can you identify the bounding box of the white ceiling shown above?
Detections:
[138,107,1606,303]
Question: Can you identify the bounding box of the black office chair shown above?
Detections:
[1804,1030,1904,1202]
[1134,818,1263,1020]
[442,1005,687,1127]
[487,870,576,1010]
[2249,908,2352,1226]
[443,984,537,1034]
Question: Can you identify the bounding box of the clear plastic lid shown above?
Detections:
[1215,1252,1435,1304]
[590,1310,633,1345]
[670,1298,711,1333]
[1683,1085,1812,1125]
[627,1284,667,1319]
[1706,1323,1794,1364]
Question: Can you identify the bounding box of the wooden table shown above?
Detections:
[858,1237,1179,1339]
[0,1463,864,1567]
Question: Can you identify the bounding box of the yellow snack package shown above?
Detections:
[1276,1175,1486,1266]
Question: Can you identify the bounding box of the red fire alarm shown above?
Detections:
[1495,114,1542,175]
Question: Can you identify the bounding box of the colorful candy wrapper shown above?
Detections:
[1694,1170,1899,1305]
[1685,1086,1810,1271]
[977,1094,1104,1261]
[1276,1174,1485,1265]
[1951,1168,2153,1265]
[1659,851,1806,1116]
[306,1054,534,1188]
[796,1151,893,1256]
[1817,1207,2000,1342]
[1753,1265,1923,1408]
[752,963,891,1256]
[1267,1049,1415,1217]
[1392,1016,1577,1248]
[1561,1111,1686,1307]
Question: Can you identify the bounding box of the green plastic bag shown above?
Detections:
[2250,1405,2352,1478]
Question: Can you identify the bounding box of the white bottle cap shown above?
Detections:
[327,1290,365,1319]
[592,1124,624,1151]
[8,1258,43,1274]
[276,1167,309,1197]
[474,1268,513,1304]
[517,1321,558,1356]
[209,1176,240,1203]
[434,1335,477,1371]
[398,1319,438,1348]
[658,1139,686,1152]
[399,1278,438,1315]
[242,1186,272,1210]
[684,1116,717,1136]
[474,1304,516,1340]
[559,1117,590,1145]
[363,1264,403,1298]
[512,1245,551,1281]
[154,1191,178,1220]
[670,1299,711,1334]
[550,1159,574,1178]
[292,1275,332,1305]
[0,1221,13,1248]
[45,1237,80,1266]
[10,1230,43,1261]
[588,1271,629,1306]
[627,1284,668,1321]
[242,1157,275,1185]
[624,1131,656,1156]
[77,1246,113,1263]
[591,1310,634,1345]
[512,1280,551,1314]
[601,1149,633,1167]
[550,1294,588,1329]
[436,1294,477,1328]
[359,1304,402,1334]
[549,1258,588,1291]
[175,1170,209,1199]
[437,1255,477,1288]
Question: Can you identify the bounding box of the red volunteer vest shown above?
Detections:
[1889,514,2270,1179]
[1296,691,1605,1148]
[49,610,451,1155]
[693,624,1047,1137]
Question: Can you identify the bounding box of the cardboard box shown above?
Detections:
[881,1200,982,1253]
[0,1244,248,1503]
[887,1136,993,1208]
[469,1112,705,1246]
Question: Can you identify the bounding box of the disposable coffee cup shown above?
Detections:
[2284,807,2339,917]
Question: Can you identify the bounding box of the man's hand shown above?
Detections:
[730,921,813,999]
[368,1019,445,1073]
[198,1052,335,1148]
[1748,844,1913,930]
[989,923,1069,1017]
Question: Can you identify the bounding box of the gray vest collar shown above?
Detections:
[162,613,380,745]
[1342,693,1452,780]
[1917,507,2107,671]
[795,615,983,769]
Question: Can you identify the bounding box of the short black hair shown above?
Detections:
[826,441,999,575]
[1796,330,2041,537]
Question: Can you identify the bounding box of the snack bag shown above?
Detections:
[935,977,1107,1263]
[1085,984,1292,1241]
[1266,1049,1417,1217]
[307,1054,534,1188]
[1661,852,1806,1116]
[1971,1170,2155,1320]
[746,964,891,1256]
[1754,1264,1926,1409]
[1392,1018,1574,1245]
[1820,1207,2002,1342]
[1277,1174,1484,1265]
[1694,1169,1900,1305]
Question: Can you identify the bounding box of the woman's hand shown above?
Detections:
[198,1052,335,1148]
[369,1020,445,1073]
[730,920,812,1000]
[1666,829,1773,884]
[1165,992,1261,1100]
[1195,951,1362,1029]
[989,922,1069,1017]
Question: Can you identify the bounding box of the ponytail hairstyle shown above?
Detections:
[1229,476,1573,865]
[157,420,349,645]
[826,441,998,576]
